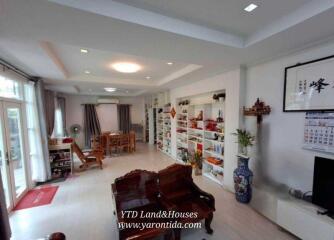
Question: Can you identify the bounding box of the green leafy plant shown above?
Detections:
[189,150,202,169]
[232,129,255,155]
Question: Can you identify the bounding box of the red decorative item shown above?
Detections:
[170,107,176,119]
[62,138,73,143]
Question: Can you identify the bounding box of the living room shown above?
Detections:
[1,0,334,240]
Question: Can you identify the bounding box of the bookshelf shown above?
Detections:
[175,99,225,185]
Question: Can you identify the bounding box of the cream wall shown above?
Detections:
[63,94,145,147]
[170,68,246,191]
[245,41,334,192]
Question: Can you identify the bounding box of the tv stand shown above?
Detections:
[277,198,334,240]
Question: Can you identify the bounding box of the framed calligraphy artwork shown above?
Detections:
[283,55,334,112]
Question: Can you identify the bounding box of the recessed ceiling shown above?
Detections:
[112,0,312,38]
[51,43,189,81]
[1,0,334,97]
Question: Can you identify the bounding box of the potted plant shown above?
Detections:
[189,150,202,175]
[232,129,255,203]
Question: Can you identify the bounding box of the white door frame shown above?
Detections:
[0,100,29,211]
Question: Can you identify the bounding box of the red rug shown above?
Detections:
[14,186,59,211]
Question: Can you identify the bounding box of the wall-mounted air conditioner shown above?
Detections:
[97,98,119,104]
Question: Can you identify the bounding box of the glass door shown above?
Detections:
[0,103,12,210]
[1,101,28,209]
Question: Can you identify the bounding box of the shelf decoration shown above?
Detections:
[170,107,176,119]
[243,98,271,125]
[213,93,226,102]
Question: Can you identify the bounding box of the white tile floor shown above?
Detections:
[9,143,296,240]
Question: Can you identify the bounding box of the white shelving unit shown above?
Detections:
[176,105,189,162]
[156,104,172,156]
[175,99,225,185]
[156,108,163,151]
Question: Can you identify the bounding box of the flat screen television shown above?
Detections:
[312,156,334,213]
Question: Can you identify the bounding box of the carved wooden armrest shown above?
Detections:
[188,180,215,210]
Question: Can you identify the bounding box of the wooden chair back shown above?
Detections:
[119,134,130,146]
[109,135,120,146]
[113,170,159,210]
[158,164,193,201]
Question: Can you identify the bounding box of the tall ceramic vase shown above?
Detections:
[233,154,253,203]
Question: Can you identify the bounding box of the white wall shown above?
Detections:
[245,41,334,193]
[63,94,145,147]
[170,68,246,191]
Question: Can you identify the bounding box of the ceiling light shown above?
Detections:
[84,70,91,74]
[80,49,88,53]
[145,76,151,79]
[244,3,258,12]
[104,87,117,92]
[111,62,141,73]
[167,62,173,65]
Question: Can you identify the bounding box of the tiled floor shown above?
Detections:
[9,143,296,240]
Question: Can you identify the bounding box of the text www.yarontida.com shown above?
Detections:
[118,221,201,231]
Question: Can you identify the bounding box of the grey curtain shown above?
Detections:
[0,170,11,240]
[35,79,52,181]
[118,104,131,133]
[84,104,101,148]
[57,97,67,136]
[44,90,55,136]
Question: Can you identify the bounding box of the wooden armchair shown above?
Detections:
[112,170,175,240]
[158,164,215,237]
[72,142,104,170]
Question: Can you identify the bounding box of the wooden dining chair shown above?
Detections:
[118,134,130,153]
[109,135,121,155]
[72,142,104,170]
[129,131,136,152]
[99,134,108,155]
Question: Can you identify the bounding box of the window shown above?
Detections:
[53,108,64,137]
[0,74,21,99]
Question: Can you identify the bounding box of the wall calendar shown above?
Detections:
[304,112,334,154]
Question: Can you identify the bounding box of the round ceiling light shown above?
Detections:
[111,62,141,73]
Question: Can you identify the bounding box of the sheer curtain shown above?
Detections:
[25,82,50,182]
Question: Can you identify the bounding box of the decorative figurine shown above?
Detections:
[243,98,271,125]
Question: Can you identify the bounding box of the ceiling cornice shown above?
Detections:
[40,41,70,78]
[48,0,244,48]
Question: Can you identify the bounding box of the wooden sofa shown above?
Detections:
[111,164,215,240]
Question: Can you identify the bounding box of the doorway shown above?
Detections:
[0,100,28,211]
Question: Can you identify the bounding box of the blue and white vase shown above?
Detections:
[233,154,253,203]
